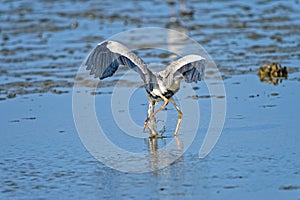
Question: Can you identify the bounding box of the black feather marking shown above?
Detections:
[176,61,204,83]
[100,59,119,79]
[163,89,175,99]
[119,56,141,73]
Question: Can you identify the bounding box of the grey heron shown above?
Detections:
[83,40,206,137]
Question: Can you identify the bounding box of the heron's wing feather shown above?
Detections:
[83,40,153,83]
[160,55,206,86]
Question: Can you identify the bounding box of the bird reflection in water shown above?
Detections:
[146,121,184,171]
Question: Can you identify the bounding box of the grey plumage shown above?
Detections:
[82,40,206,137]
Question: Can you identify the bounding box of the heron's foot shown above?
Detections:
[173,130,179,136]
[149,134,164,139]
[173,125,180,136]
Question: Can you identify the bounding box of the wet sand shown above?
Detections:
[1,0,300,199]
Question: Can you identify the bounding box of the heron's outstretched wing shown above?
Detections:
[159,55,206,86]
[83,40,154,84]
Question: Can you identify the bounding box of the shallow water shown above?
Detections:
[1,0,300,199]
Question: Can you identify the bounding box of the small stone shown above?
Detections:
[71,21,78,28]
[7,93,16,98]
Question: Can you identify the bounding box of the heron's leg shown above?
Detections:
[144,96,169,129]
[169,97,182,136]
[147,101,158,136]
[147,101,155,117]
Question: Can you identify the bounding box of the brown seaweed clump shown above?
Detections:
[258,62,288,85]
